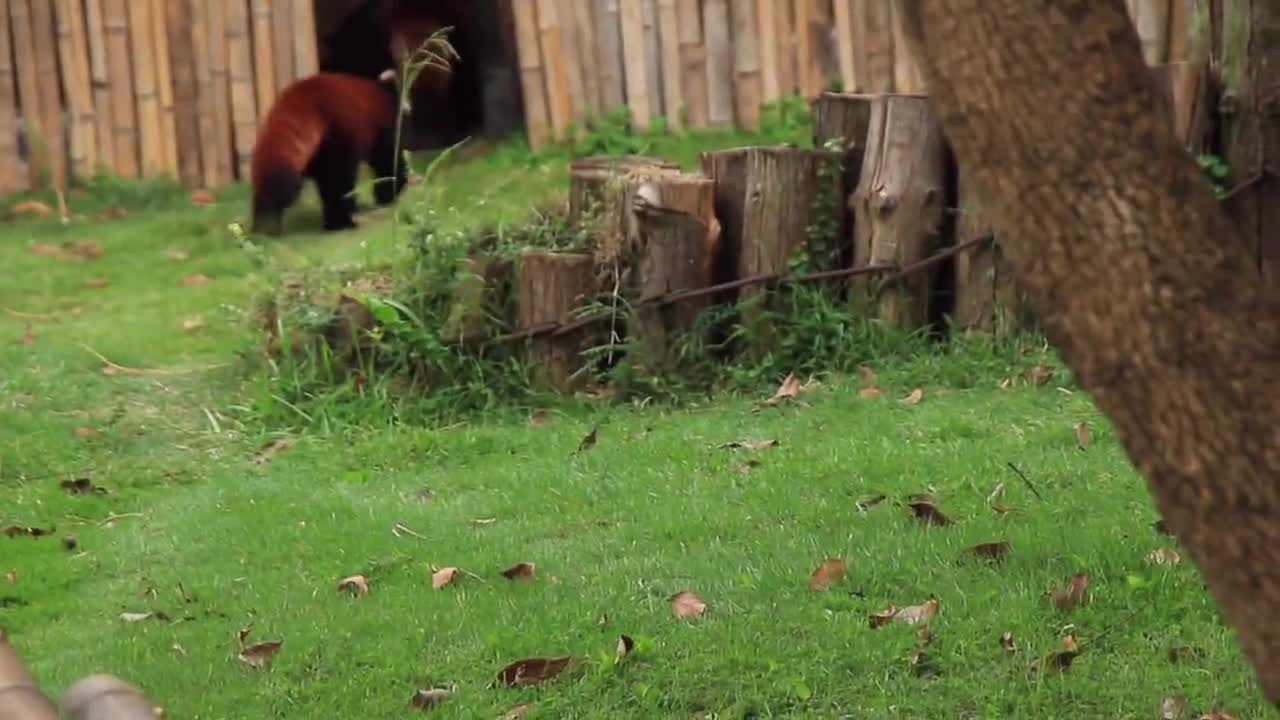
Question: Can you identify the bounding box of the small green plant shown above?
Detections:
[1197,153,1229,200]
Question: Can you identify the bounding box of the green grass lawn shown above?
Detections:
[0,130,1263,718]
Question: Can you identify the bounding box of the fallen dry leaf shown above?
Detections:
[182,316,205,332]
[182,273,211,287]
[74,426,99,440]
[9,200,53,218]
[62,535,78,551]
[1167,645,1201,664]
[190,190,216,207]
[901,388,925,405]
[1160,695,1189,720]
[252,438,293,465]
[502,704,531,720]
[737,459,761,475]
[870,598,940,628]
[59,477,106,495]
[235,625,283,669]
[616,634,635,660]
[908,500,953,527]
[164,249,190,261]
[990,503,1017,516]
[1074,421,1092,449]
[808,559,848,591]
[968,541,1011,562]
[408,687,454,711]
[3,570,14,585]
[763,372,817,406]
[1000,631,1017,654]
[495,656,582,688]
[1198,710,1239,720]
[529,410,551,427]
[83,278,111,289]
[856,494,887,512]
[337,575,370,597]
[1148,548,1182,566]
[1031,635,1080,675]
[670,591,707,619]
[1050,573,1090,611]
[432,567,459,589]
[1025,361,1055,386]
[858,386,884,399]
[19,324,35,347]
[719,439,780,451]
[94,207,129,221]
[31,244,65,258]
[500,562,536,582]
[69,240,104,260]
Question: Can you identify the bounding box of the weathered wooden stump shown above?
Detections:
[568,154,680,222]
[1149,61,1211,152]
[516,251,596,392]
[442,254,513,342]
[952,179,1033,336]
[629,203,713,375]
[699,147,751,288]
[813,92,876,268]
[850,94,947,329]
[625,170,720,284]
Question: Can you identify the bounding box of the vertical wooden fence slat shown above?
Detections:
[10,0,42,187]
[619,0,651,130]
[642,0,663,119]
[859,0,893,93]
[207,0,233,185]
[102,0,138,178]
[889,0,923,92]
[535,0,572,139]
[756,0,780,103]
[0,0,21,191]
[56,0,98,179]
[271,0,292,92]
[128,0,165,176]
[793,0,812,96]
[731,0,761,129]
[656,0,683,130]
[833,0,856,91]
[291,0,317,76]
[1167,0,1192,62]
[30,0,67,188]
[251,0,276,117]
[702,0,733,126]
[676,0,708,128]
[193,0,217,187]
[226,0,257,180]
[596,0,625,113]
[512,0,550,149]
[83,0,114,173]
[775,0,797,96]
[571,0,602,115]
[168,0,202,185]
[1132,0,1171,65]
[558,0,588,127]
[150,0,178,177]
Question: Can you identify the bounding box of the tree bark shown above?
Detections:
[897,0,1280,702]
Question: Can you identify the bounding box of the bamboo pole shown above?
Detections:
[271,0,292,92]
[56,0,98,179]
[534,0,572,139]
[702,0,733,126]
[619,0,651,130]
[167,0,202,185]
[83,0,114,173]
[554,0,586,125]
[291,0,317,76]
[31,0,66,188]
[102,0,139,177]
[150,0,177,176]
[1132,0,1171,65]
[775,0,796,96]
[833,0,856,91]
[656,0,683,130]
[0,0,21,191]
[512,0,551,149]
[794,0,813,96]
[207,0,234,185]
[226,0,258,179]
[10,0,44,186]
[889,0,924,92]
[571,0,602,114]
[193,0,217,187]
[857,0,893,93]
[128,0,165,176]
[642,0,663,118]
[676,0,708,127]
[251,0,276,118]
[732,0,762,129]
[756,0,780,103]
[596,0,625,112]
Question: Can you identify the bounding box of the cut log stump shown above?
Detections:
[443,254,513,342]
[699,147,751,288]
[629,203,712,375]
[952,176,1033,336]
[850,94,947,329]
[813,91,875,267]
[516,251,597,392]
[568,154,680,223]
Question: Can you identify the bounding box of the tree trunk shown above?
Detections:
[1218,0,1280,285]
[516,251,597,393]
[897,0,1280,702]
[952,177,1030,335]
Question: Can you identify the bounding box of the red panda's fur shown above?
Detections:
[249,71,407,236]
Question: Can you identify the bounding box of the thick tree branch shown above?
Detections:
[897,0,1280,701]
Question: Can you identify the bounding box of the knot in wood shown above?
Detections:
[873,189,899,216]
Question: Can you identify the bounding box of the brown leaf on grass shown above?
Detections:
[500,562,536,582]
[764,372,803,406]
[164,249,190,261]
[9,200,53,218]
[252,438,293,465]
[182,316,205,333]
[529,410,552,427]
[432,567,459,589]
[968,542,1010,562]
[670,591,707,619]
[1074,421,1091,449]
[858,386,884,399]
[182,273,211,287]
[94,207,129,221]
[1,525,52,538]
[870,598,940,628]
[31,243,64,257]
[990,503,1017,516]
[337,575,370,597]
[495,656,582,688]
[1050,573,1090,611]
[62,535,78,551]
[1160,695,1189,720]
[503,704,531,719]
[19,324,35,347]
[1148,548,1182,566]
[737,460,761,475]
[856,494,887,512]
[1031,635,1080,675]
[901,388,925,405]
[616,634,635,660]
[83,278,111,289]
[59,477,106,495]
[408,687,454,710]
[1025,361,1055,386]
[69,240,104,260]
[908,500,953,527]
[74,426,99,440]
[719,439,780,451]
[3,570,14,585]
[808,559,847,591]
[1167,645,1202,664]
[235,625,283,668]
[1000,631,1017,655]
[1198,710,1239,720]
[189,190,216,207]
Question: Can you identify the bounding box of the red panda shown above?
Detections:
[249,69,410,237]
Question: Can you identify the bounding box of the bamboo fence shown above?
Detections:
[0,0,1199,194]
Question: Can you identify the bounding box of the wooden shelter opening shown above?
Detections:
[315,0,521,151]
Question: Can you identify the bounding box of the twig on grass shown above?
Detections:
[80,344,226,377]
[1006,462,1044,501]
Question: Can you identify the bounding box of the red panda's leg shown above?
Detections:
[307,138,360,231]
[368,127,407,206]
[251,168,303,237]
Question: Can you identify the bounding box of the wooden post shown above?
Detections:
[854,0,893,93]
[555,0,587,125]
[517,252,597,393]
[10,0,41,187]
[813,91,875,266]
[1219,0,1280,284]
[642,0,663,119]
[618,0,651,130]
[56,0,98,180]
[677,0,708,128]
[102,0,139,178]
[656,0,683,130]
[208,0,234,185]
[192,0,218,188]
[127,0,165,177]
[889,0,925,92]
[731,0,762,129]
[774,0,797,97]
[0,0,21,192]
[596,0,625,113]
[628,204,713,375]
[702,0,733,126]
[569,1,601,115]
[851,94,948,329]
[168,0,203,185]
[512,0,551,149]
[626,168,720,282]
[84,0,116,174]
[536,0,573,140]
[226,0,258,180]
[756,0,780,103]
